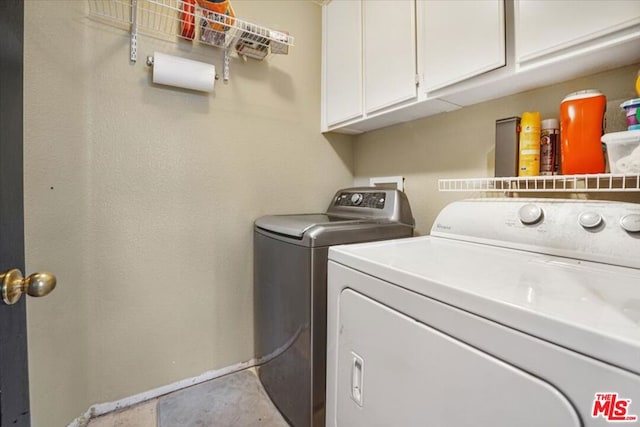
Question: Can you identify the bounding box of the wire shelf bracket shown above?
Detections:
[130,0,138,62]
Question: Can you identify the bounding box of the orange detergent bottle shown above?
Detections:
[560,90,606,175]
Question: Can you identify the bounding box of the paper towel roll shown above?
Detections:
[152,52,215,92]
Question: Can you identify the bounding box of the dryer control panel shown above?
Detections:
[431,199,640,270]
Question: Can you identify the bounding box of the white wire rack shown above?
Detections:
[88,0,294,70]
[438,174,640,193]
[89,0,133,28]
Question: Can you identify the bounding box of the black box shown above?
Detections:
[495,117,521,177]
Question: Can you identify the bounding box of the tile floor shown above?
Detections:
[87,400,157,427]
[87,368,289,427]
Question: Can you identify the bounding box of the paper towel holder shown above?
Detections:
[146,55,220,82]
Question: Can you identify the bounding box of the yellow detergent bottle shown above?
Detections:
[518,111,541,176]
[636,69,640,97]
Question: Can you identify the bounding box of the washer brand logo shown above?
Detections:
[592,393,638,422]
[435,223,451,230]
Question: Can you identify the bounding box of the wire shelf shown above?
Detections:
[88,0,294,58]
[438,174,640,193]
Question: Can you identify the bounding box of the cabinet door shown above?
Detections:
[515,0,640,64]
[334,289,581,427]
[420,0,505,93]
[323,0,363,127]
[363,0,417,114]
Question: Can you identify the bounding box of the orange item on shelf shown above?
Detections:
[180,0,196,40]
[560,90,606,175]
[196,0,235,32]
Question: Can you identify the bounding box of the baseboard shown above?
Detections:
[67,358,258,427]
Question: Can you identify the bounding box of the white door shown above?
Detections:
[363,0,417,114]
[323,0,363,127]
[515,0,640,64]
[332,289,581,427]
[419,0,505,92]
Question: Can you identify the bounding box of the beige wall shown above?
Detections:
[23,1,353,425]
[355,64,640,236]
[23,1,640,424]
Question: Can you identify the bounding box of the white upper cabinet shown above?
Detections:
[321,0,640,134]
[323,0,363,127]
[515,0,640,66]
[363,0,417,113]
[322,0,427,132]
[419,0,505,92]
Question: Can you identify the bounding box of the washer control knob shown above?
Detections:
[518,204,543,225]
[350,193,364,206]
[620,213,640,233]
[578,211,603,229]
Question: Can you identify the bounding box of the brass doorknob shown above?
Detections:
[0,269,57,305]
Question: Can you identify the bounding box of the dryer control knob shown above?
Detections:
[620,213,640,233]
[350,193,364,206]
[579,211,603,229]
[518,204,543,225]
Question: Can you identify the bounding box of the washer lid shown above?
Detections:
[255,214,363,238]
[329,236,640,375]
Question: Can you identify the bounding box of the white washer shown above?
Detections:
[326,199,640,427]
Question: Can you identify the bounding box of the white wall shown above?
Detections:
[23,1,353,425]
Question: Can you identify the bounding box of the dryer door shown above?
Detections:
[333,289,581,427]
